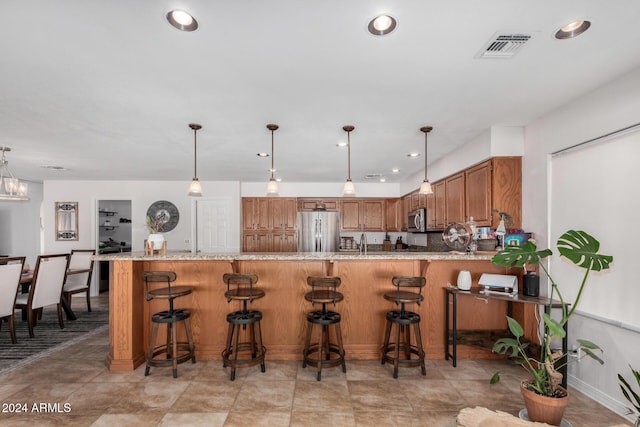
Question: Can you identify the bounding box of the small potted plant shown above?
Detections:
[619,365,640,427]
[146,215,166,250]
[490,230,612,425]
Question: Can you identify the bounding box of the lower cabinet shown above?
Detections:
[270,232,297,252]
[243,231,296,252]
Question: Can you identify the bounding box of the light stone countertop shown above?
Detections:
[93,251,496,262]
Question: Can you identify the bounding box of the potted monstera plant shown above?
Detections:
[490,230,612,425]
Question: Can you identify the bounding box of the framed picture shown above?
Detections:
[55,202,78,241]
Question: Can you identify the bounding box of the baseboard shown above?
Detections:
[568,373,637,424]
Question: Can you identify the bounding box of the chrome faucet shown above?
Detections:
[359,232,368,255]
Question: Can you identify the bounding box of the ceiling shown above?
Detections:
[2,1,640,186]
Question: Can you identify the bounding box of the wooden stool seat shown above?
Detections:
[381,276,427,378]
[143,271,196,378]
[383,290,424,305]
[302,276,346,381]
[221,273,266,381]
[148,286,193,299]
[225,287,266,301]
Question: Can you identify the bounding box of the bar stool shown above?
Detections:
[381,276,426,378]
[143,271,196,378]
[302,276,346,381]
[222,273,266,381]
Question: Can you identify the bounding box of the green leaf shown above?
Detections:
[506,316,524,338]
[576,338,601,350]
[491,241,552,268]
[493,338,520,357]
[556,230,613,272]
[542,313,565,338]
[581,347,604,365]
[619,367,640,412]
[490,373,501,384]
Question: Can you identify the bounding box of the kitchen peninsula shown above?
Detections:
[97,251,532,372]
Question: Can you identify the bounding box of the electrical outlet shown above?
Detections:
[184,239,190,244]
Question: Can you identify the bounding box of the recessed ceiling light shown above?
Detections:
[555,20,591,39]
[166,10,199,32]
[391,168,400,173]
[336,142,347,147]
[257,152,270,157]
[368,14,397,36]
[380,178,386,182]
[407,152,420,157]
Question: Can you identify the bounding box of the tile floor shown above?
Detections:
[0,295,631,427]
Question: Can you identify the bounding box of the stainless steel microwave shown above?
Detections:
[407,208,426,233]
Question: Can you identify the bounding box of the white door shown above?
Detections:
[193,198,238,253]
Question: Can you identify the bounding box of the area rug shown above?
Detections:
[0,304,109,374]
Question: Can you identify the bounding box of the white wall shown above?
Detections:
[400,126,524,195]
[523,66,640,422]
[42,180,241,254]
[0,181,43,267]
[241,181,401,198]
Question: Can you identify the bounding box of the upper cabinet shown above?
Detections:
[339,199,386,231]
[385,198,402,232]
[242,198,270,230]
[465,161,492,226]
[445,172,465,225]
[403,156,521,231]
[270,198,297,231]
[297,198,339,212]
[433,181,446,229]
[488,157,522,228]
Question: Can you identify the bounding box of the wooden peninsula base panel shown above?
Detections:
[101,252,532,372]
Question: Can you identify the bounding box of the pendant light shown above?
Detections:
[188,123,203,197]
[419,126,433,195]
[342,125,356,197]
[0,147,29,201]
[266,124,279,197]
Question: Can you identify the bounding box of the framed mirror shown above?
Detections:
[55,202,78,241]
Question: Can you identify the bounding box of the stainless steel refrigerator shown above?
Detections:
[297,211,340,252]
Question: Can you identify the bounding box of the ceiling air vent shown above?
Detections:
[364,173,384,180]
[476,33,532,59]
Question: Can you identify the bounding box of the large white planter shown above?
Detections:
[147,233,165,250]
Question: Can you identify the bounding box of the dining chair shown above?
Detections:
[0,257,25,344]
[62,249,96,312]
[15,253,70,338]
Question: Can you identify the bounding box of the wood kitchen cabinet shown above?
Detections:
[297,198,339,211]
[242,231,270,252]
[242,198,270,230]
[339,199,386,231]
[445,172,465,226]
[385,198,402,232]
[270,198,297,231]
[417,156,521,230]
[402,194,411,231]
[425,192,436,229]
[410,191,426,211]
[433,181,446,229]
[242,197,298,252]
[270,232,297,252]
[465,161,492,226]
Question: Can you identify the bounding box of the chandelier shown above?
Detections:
[0,147,29,201]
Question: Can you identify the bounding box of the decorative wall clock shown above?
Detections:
[146,200,180,232]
